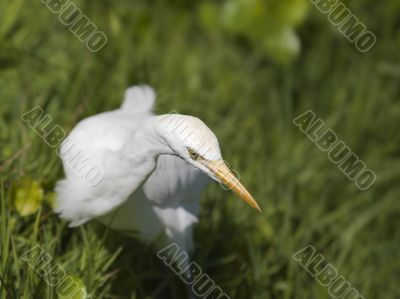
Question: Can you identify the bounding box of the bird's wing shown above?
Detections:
[120,85,156,115]
[55,111,146,226]
[56,84,156,227]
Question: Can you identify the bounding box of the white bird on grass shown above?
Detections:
[55,85,261,254]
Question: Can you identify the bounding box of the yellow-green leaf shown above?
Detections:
[13,177,44,216]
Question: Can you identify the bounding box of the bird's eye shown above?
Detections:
[187,148,199,160]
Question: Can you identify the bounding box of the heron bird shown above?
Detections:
[55,85,261,255]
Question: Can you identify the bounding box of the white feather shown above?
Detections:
[121,85,156,114]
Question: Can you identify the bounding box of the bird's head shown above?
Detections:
[156,114,261,213]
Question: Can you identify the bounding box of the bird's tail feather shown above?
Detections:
[121,85,156,114]
[55,178,92,227]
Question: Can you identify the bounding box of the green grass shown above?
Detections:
[1,0,399,298]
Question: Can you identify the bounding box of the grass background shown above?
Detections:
[0,0,399,298]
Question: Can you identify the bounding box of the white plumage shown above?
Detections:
[55,85,260,253]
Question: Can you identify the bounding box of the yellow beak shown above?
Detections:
[203,160,262,213]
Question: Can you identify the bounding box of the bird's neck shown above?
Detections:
[122,116,173,175]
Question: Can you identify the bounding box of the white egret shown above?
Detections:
[55,85,261,254]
